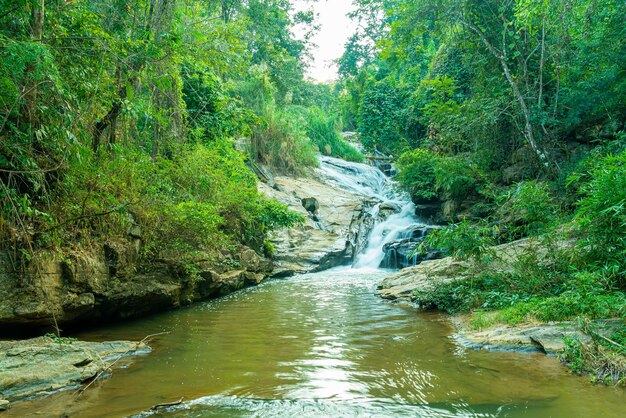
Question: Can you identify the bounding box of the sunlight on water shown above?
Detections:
[7,267,625,417]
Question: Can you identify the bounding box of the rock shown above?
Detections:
[413,203,442,223]
[377,201,401,220]
[0,399,9,410]
[0,241,272,330]
[300,197,319,214]
[379,225,442,269]
[456,323,588,354]
[454,319,624,354]
[259,174,374,276]
[378,256,470,301]
[0,337,149,402]
[377,237,574,302]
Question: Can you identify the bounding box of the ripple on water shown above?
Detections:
[6,268,626,418]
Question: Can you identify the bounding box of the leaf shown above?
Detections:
[126,82,134,100]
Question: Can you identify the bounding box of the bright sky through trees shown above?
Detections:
[293,0,354,82]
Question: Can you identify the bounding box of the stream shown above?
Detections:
[8,268,625,417]
[8,157,626,417]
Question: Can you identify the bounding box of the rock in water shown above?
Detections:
[0,337,150,402]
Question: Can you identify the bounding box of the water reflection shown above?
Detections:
[6,268,626,418]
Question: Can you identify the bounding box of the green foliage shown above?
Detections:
[434,156,484,202]
[356,76,420,155]
[561,332,626,385]
[573,150,626,285]
[302,107,363,162]
[419,219,496,262]
[250,104,318,175]
[0,0,320,261]
[182,66,253,142]
[54,140,301,259]
[395,148,437,203]
[496,181,559,238]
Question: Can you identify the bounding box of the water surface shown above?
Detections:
[8,268,625,417]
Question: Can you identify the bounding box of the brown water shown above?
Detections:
[8,268,625,417]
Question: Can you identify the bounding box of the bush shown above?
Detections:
[250,105,318,175]
[434,155,484,202]
[496,181,559,238]
[574,150,626,286]
[396,148,438,203]
[55,140,303,259]
[418,219,496,262]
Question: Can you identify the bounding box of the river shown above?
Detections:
[8,156,626,417]
[8,268,625,417]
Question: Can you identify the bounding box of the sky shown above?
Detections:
[293,0,356,83]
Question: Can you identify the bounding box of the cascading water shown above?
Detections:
[316,156,431,270]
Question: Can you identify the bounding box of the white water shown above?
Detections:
[316,156,426,269]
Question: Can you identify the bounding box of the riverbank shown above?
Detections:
[0,336,151,408]
[377,236,626,385]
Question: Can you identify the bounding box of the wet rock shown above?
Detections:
[454,319,624,354]
[413,203,443,223]
[380,225,441,269]
[377,238,574,302]
[0,337,149,402]
[0,242,272,330]
[378,201,401,220]
[300,197,319,214]
[456,323,589,354]
[259,174,374,276]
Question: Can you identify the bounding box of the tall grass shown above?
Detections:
[250,104,318,175]
[303,106,363,163]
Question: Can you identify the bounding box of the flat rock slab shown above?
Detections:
[453,319,624,354]
[377,257,470,301]
[0,337,150,402]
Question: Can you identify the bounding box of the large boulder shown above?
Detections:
[259,175,375,276]
[377,257,470,301]
[380,225,442,269]
[454,319,624,354]
[377,237,570,301]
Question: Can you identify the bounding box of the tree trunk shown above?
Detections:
[465,20,551,168]
[23,0,45,133]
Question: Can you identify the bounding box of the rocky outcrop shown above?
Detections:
[0,337,149,403]
[380,225,441,269]
[258,175,375,276]
[453,319,624,354]
[377,238,569,301]
[0,242,272,330]
[377,256,470,301]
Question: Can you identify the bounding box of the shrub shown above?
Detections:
[396,148,438,203]
[55,140,302,259]
[418,219,496,262]
[434,155,484,202]
[303,106,363,162]
[250,105,318,175]
[496,181,559,238]
[574,150,626,287]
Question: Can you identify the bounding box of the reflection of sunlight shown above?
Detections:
[282,333,369,400]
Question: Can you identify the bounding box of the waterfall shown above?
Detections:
[316,156,432,270]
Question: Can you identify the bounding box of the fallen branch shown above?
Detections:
[150,397,184,411]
